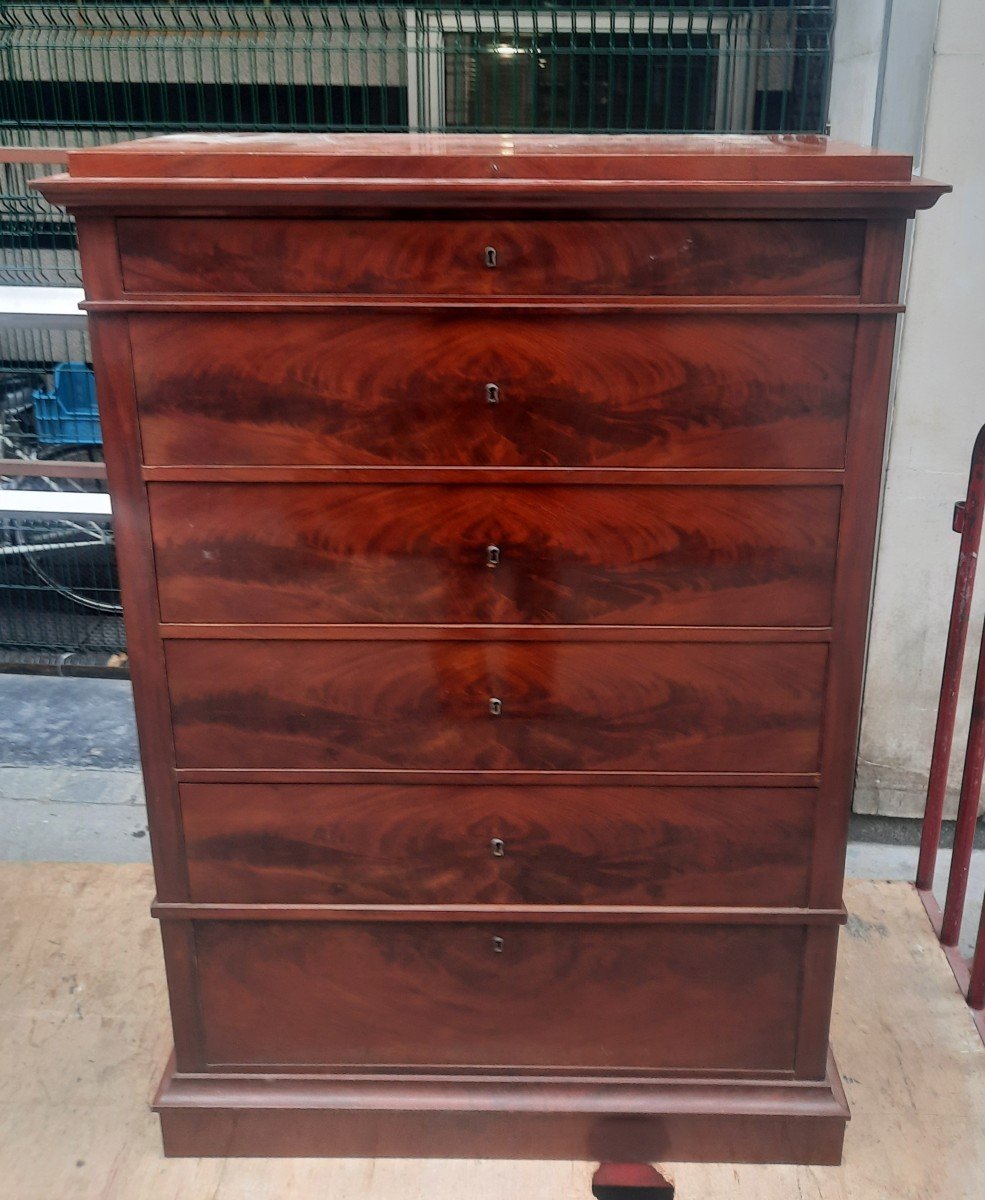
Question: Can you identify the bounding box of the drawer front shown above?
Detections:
[130,312,856,469]
[181,783,816,906]
[193,920,806,1070]
[165,639,827,773]
[117,217,865,297]
[150,483,842,627]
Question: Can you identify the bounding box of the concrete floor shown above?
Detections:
[1,673,983,955]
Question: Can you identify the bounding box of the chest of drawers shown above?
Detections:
[39,134,946,1164]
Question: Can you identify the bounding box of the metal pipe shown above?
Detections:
[917,424,985,890]
[941,627,985,946]
[968,886,985,1010]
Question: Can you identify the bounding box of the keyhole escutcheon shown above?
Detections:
[492,936,505,953]
[489,697,503,716]
[484,246,498,268]
[491,837,505,857]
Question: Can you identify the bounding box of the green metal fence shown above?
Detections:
[0,2,834,145]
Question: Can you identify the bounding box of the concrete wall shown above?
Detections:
[831,0,985,816]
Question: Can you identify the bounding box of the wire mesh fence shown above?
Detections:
[0,0,836,662]
[0,322,121,662]
[0,2,834,147]
[0,513,124,656]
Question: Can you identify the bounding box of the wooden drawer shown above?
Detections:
[117,217,865,297]
[129,312,856,469]
[192,919,809,1071]
[150,483,841,627]
[181,783,816,906]
[165,639,827,773]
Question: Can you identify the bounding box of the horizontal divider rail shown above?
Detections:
[152,901,849,926]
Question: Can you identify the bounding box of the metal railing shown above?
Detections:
[917,424,985,1044]
[0,2,834,146]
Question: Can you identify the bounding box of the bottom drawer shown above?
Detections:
[192,920,812,1072]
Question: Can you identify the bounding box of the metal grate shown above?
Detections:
[0,156,79,286]
[0,326,122,660]
[0,2,834,148]
[0,514,124,655]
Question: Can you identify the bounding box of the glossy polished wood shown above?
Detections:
[150,483,841,627]
[193,919,805,1071]
[118,218,865,297]
[165,638,828,773]
[129,312,856,468]
[180,783,816,906]
[67,132,921,182]
[39,132,947,1163]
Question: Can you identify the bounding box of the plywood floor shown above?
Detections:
[0,865,982,1200]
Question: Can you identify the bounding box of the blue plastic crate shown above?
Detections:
[32,362,102,445]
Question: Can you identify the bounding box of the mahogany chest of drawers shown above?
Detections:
[39,134,946,1164]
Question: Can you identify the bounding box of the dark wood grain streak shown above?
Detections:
[192,919,805,1071]
[149,483,841,627]
[179,783,816,907]
[164,638,828,774]
[128,312,856,469]
[117,218,865,297]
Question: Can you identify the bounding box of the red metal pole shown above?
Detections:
[941,619,985,946]
[968,885,985,1010]
[917,424,985,891]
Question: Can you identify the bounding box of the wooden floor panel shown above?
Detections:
[0,865,980,1198]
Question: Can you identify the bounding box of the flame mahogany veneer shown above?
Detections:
[36,133,947,1163]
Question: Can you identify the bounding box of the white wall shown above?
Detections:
[828,0,889,145]
[831,0,985,816]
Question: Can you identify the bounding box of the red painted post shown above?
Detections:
[917,424,985,891]
[968,888,985,1010]
[941,626,985,945]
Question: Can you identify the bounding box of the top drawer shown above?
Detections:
[116,217,865,298]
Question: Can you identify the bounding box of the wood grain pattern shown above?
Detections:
[128,312,857,468]
[193,919,804,1071]
[149,483,841,627]
[164,639,828,773]
[180,783,816,907]
[117,218,865,297]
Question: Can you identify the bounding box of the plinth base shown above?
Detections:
[155,1050,848,1163]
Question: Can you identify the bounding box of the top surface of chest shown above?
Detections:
[38,132,944,220]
